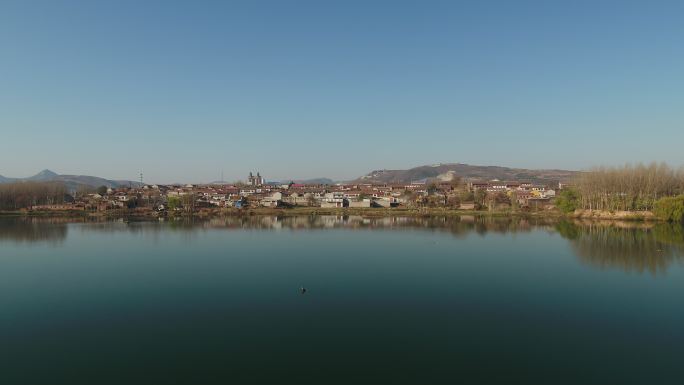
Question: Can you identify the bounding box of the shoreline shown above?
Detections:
[0,207,661,221]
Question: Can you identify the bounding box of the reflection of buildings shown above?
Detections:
[5,215,680,276]
[195,215,557,237]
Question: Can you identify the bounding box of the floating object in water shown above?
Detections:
[299,286,307,294]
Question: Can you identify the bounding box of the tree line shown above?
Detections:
[556,163,684,220]
[0,182,68,210]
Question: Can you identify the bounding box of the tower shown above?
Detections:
[248,171,264,186]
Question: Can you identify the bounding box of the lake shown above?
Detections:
[1,216,683,384]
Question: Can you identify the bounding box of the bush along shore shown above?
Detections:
[555,195,683,223]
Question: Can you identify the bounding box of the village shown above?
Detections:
[29,171,562,214]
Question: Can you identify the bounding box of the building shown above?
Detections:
[282,192,315,206]
[468,181,490,191]
[321,198,346,208]
[348,199,371,208]
[260,192,284,207]
[373,197,399,208]
[248,172,265,186]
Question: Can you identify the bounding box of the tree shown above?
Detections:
[494,192,510,204]
[447,195,461,208]
[460,191,475,202]
[306,193,317,207]
[75,184,95,198]
[181,193,196,213]
[555,188,580,213]
[510,191,519,211]
[654,195,684,223]
[0,181,67,210]
[126,197,138,209]
[474,189,486,206]
[573,163,683,211]
[97,185,108,195]
[449,176,463,190]
[401,191,417,208]
[167,196,181,211]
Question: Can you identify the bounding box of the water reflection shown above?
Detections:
[1,216,683,274]
[556,220,684,275]
[0,217,69,245]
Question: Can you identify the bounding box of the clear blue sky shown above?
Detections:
[1,0,682,183]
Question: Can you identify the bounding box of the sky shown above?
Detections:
[1,0,682,183]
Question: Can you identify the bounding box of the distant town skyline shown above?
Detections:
[2,0,683,183]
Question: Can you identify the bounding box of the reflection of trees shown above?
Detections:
[0,217,68,244]
[4,216,683,275]
[0,215,563,244]
[556,221,684,275]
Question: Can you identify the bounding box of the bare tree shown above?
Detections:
[0,182,68,210]
[573,163,683,211]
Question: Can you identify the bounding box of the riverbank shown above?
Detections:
[0,206,666,221]
[569,209,656,221]
[0,207,574,220]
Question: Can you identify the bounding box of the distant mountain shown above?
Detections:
[25,169,59,181]
[0,169,142,191]
[353,163,577,185]
[266,178,336,185]
[290,178,335,185]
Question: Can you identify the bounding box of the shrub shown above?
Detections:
[654,195,684,223]
[555,188,579,214]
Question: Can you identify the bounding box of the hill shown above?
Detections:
[354,163,577,184]
[278,178,335,185]
[0,169,142,191]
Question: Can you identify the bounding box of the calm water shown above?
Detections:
[1,216,683,385]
